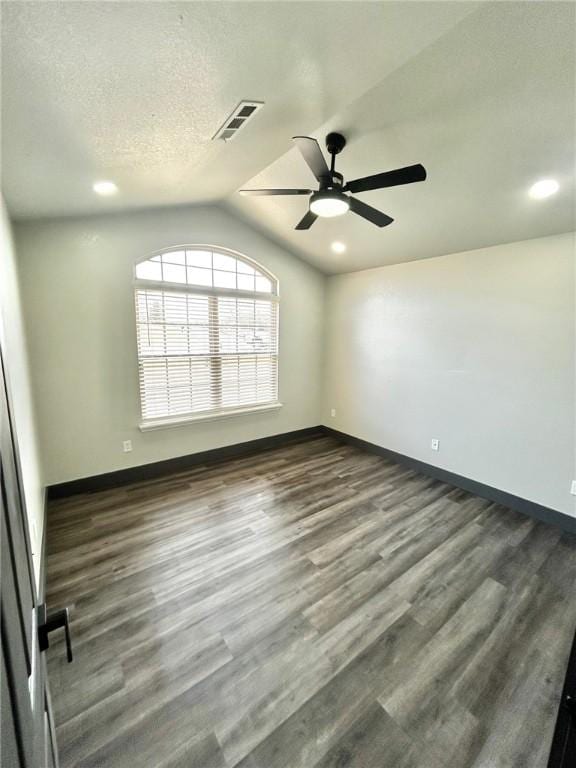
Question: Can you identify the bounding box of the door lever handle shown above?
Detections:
[38,604,73,663]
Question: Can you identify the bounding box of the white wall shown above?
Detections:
[0,198,44,584]
[323,233,576,517]
[13,207,575,519]
[15,205,325,485]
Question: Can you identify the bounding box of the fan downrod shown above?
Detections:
[326,132,346,156]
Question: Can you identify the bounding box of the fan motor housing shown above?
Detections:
[321,171,344,191]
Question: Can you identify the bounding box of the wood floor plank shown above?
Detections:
[235,613,431,768]
[45,435,576,767]
[311,702,429,768]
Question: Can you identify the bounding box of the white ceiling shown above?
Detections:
[2,1,574,273]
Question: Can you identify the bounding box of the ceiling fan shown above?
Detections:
[239,132,426,230]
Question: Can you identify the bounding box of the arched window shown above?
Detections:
[135,247,279,427]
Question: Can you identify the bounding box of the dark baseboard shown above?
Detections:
[47,424,576,535]
[323,426,576,535]
[47,426,325,500]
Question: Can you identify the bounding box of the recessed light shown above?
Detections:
[529,179,559,199]
[331,241,347,254]
[93,180,118,196]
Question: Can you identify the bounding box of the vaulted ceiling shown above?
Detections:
[2,1,574,273]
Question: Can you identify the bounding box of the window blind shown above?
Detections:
[134,251,279,423]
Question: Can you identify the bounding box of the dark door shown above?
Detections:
[548,629,576,767]
[0,348,58,768]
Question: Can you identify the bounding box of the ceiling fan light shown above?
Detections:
[310,192,350,218]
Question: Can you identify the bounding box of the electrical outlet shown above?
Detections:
[330,408,336,418]
[123,440,132,453]
[571,480,576,496]
[431,439,440,451]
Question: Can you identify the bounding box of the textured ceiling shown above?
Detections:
[1,1,475,217]
[2,1,574,273]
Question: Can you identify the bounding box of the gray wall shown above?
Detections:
[0,198,44,585]
[323,233,576,517]
[16,205,325,485]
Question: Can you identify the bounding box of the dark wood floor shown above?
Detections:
[46,435,576,768]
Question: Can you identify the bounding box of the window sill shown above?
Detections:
[139,402,283,431]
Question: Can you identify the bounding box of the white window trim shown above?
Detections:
[139,401,283,431]
[134,278,279,303]
[134,245,280,428]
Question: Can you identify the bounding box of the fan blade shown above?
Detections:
[292,137,330,182]
[239,189,311,196]
[295,210,318,230]
[349,197,394,227]
[345,164,426,194]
